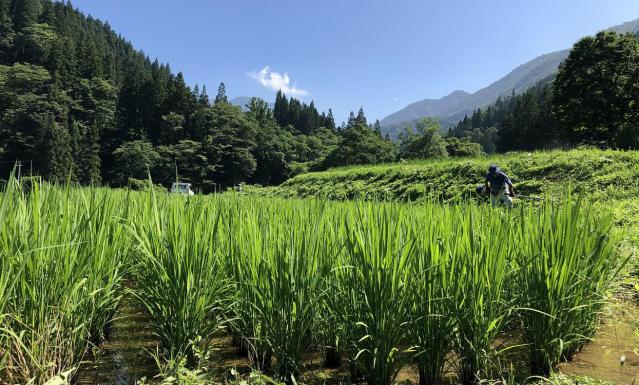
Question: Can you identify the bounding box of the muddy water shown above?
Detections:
[76,297,639,385]
[75,292,159,385]
[560,301,639,384]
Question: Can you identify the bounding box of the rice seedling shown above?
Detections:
[130,191,230,368]
[513,194,622,375]
[328,202,415,385]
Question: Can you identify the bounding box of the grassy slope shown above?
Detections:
[251,148,639,238]
[260,149,637,200]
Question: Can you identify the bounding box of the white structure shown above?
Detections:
[171,182,195,196]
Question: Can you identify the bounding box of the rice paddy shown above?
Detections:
[0,175,629,385]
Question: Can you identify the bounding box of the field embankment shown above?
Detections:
[255,149,639,202]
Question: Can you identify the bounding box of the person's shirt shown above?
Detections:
[485,171,511,194]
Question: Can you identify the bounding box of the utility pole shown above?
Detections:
[16,161,22,181]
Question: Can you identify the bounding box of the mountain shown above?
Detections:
[230,96,274,111]
[381,17,639,138]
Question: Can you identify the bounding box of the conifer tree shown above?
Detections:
[373,119,382,136]
[355,107,367,126]
[214,82,228,104]
[11,0,40,31]
[199,85,210,106]
[325,109,336,131]
[41,113,75,183]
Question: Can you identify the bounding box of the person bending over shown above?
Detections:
[484,164,515,207]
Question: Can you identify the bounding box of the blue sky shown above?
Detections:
[69,0,639,124]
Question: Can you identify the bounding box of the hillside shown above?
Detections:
[252,149,639,218]
[0,0,338,189]
[380,17,639,137]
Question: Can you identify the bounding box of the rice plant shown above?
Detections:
[130,191,230,368]
[223,199,334,381]
[0,177,126,385]
[409,204,458,385]
[328,202,415,385]
[451,205,512,385]
[0,176,625,385]
[513,194,621,375]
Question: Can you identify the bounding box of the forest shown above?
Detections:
[1,0,639,190]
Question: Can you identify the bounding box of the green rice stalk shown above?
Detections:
[514,193,622,375]
[130,191,230,367]
[409,204,458,385]
[452,205,512,385]
[329,202,415,385]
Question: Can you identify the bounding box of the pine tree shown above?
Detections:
[373,119,382,136]
[470,108,482,128]
[214,82,228,104]
[346,111,356,128]
[273,90,289,126]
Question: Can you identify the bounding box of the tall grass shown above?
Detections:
[514,195,622,375]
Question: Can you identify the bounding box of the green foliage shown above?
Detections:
[214,82,228,104]
[445,136,485,157]
[398,117,448,160]
[0,177,127,384]
[321,123,396,169]
[131,192,229,365]
[112,140,160,185]
[451,83,558,153]
[0,176,625,385]
[514,196,621,375]
[554,31,639,148]
[203,102,257,188]
[259,149,639,208]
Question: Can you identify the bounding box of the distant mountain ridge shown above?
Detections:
[380,17,639,138]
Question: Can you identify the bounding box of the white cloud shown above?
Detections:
[393,97,399,102]
[248,66,309,97]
